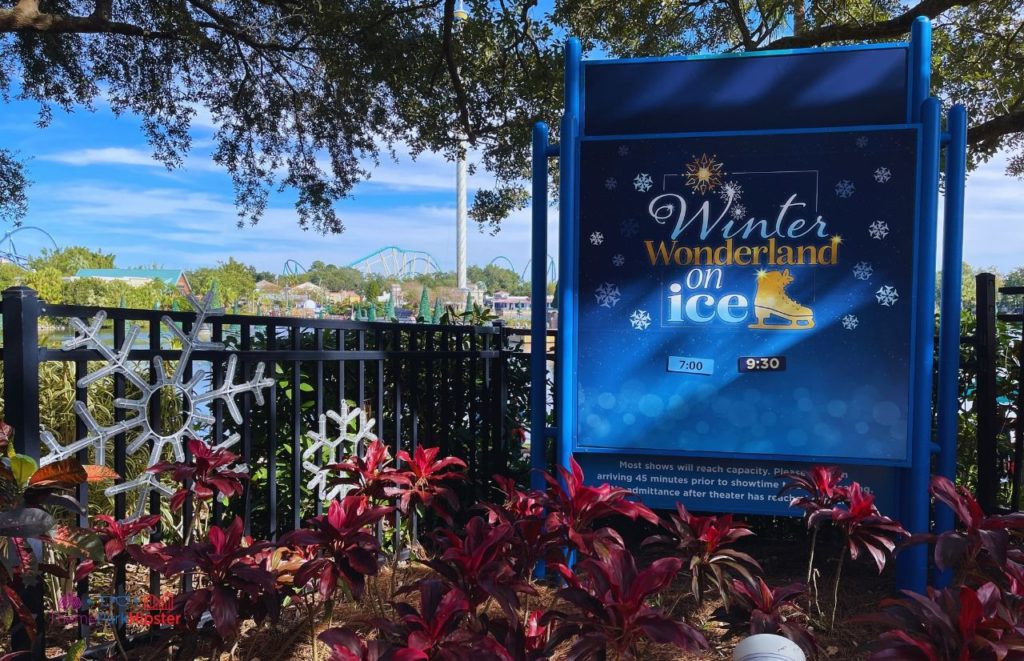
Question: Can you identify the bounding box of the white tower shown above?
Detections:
[455,0,469,290]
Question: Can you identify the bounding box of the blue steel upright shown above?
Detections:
[530,121,550,492]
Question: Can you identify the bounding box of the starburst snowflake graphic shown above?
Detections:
[874,167,892,183]
[629,309,652,330]
[620,218,639,238]
[730,204,747,220]
[303,404,377,501]
[604,177,617,190]
[876,285,899,307]
[617,145,630,157]
[842,314,859,330]
[589,231,605,246]
[633,173,653,193]
[856,136,869,148]
[685,153,725,195]
[718,180,743,202]
[868,220,890,240]
[835,180,856,198]
[41,290,274,520]
[595,283,621,308]
[612,254,625,267]
[852,261,874,281]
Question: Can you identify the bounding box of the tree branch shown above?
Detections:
[968,109,1024,150]
[761,0,977,50]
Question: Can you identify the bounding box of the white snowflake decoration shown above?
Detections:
[718,181,743,202]
[633,173,653,193]
[604,177,617,190]
[856,136,869,149]
[612,254,625,267]
[842,314,859,330]
[589,231,605,246]
[594,283,621,308]
[835,180,856,198]
[852,261,874,281]
[617,145,630,157]
[876,285,899,307]
[868,220,890,240]
[629,309,652,330]
[874,167,892,183]
[303,404,377,501]
[730,203,747,220]
[620,218,639,238]
[41,290,274,520]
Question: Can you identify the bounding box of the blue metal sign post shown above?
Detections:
[529,17,968,593]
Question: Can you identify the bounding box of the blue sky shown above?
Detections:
[0,92,1020,276]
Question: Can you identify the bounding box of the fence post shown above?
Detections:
[975,273,999,513]
[2,286,44,656]
[491,322,508,478]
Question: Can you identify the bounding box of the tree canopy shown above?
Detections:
[28,245,115,276]
[1,1,1021,234]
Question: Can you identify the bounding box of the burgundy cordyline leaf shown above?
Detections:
[778,466,850,513]
[91,513,160,562]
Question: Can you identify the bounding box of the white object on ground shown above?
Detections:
[733,634,806,661]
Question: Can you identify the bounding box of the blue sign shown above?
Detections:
[575,128,920,466]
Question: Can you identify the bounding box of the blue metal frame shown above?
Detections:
[935,104,968,587]
[530,122,550,493]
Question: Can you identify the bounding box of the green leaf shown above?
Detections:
[64,640,86,661]
[299,382,314,392]
[9,455,37,488]
[49,529,104,561]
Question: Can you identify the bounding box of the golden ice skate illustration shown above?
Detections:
[748,269,815,330]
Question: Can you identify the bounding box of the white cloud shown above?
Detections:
[41,147,222,173]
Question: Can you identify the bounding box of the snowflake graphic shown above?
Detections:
[842,314,859,330]
[612,254,625,267]
[730,203,747,220]
[633,173,653,193]
[852,261,874,281]
[718,180,743,202]
[835,180,856,198]
[868,220,890,240]
[303,404,377,501]
[856,136,869,149]
[620,218,639,238]
[617,145,630,157]
[595,283,621,308]
[876,285,899,307]
[41,291,274,520]
[629,309,652,330]
[685,153,726,195]
[874,167,892,183]
[604,177,617,190]
[589,231,605,246]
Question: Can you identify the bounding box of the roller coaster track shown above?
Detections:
[0,226,58,268]
[487,255,557,283]
[347,246,441,278]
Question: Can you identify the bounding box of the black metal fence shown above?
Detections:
[970,273,1023,513]
[0,286,522,656]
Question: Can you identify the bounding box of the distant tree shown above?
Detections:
[936,261,978,307]
[304,262,362,292]
[418,286,431,319]
[0,262,24,290]
[255,271,277,283]
[467,264,526,295]
[188,257,257,310]
[361,275,387,302]
[1004,265,1024,307]
[29,246,115,276]
[418,271,458,289]
[24,266,63,302]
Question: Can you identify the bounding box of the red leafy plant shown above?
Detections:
[385,445,467,525]
[130,516,279,644]
[150,439,249,513]
[543,456,659,558]
[910,476,1024,585]
[778,466,851,589]
[723,578,816,658]
[807,482,907,627]
[642,503,761,607]
[329,439,397,501]
[280,495,394,601]
[861,582,1024,660]
[542,547,708,660]
[480,475,562,577]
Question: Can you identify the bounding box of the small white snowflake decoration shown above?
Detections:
[868,220,890,240]
[842,314,859,330]
[303,404,378,501]
[876,285,899,307]
[730,204,747,220]
[633,173,653,193]
[629,309,652,330]
[835,180,856,198]
[604,177,617,190]
[718,180,743,202]
[852,261,874,281]
[595,283,621,308]
[874,167,892,183]
[617,145,630,157]
[612,254,625,267]
[589,231,605,246]
[856,136,869,148]
[620,218,639,238]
